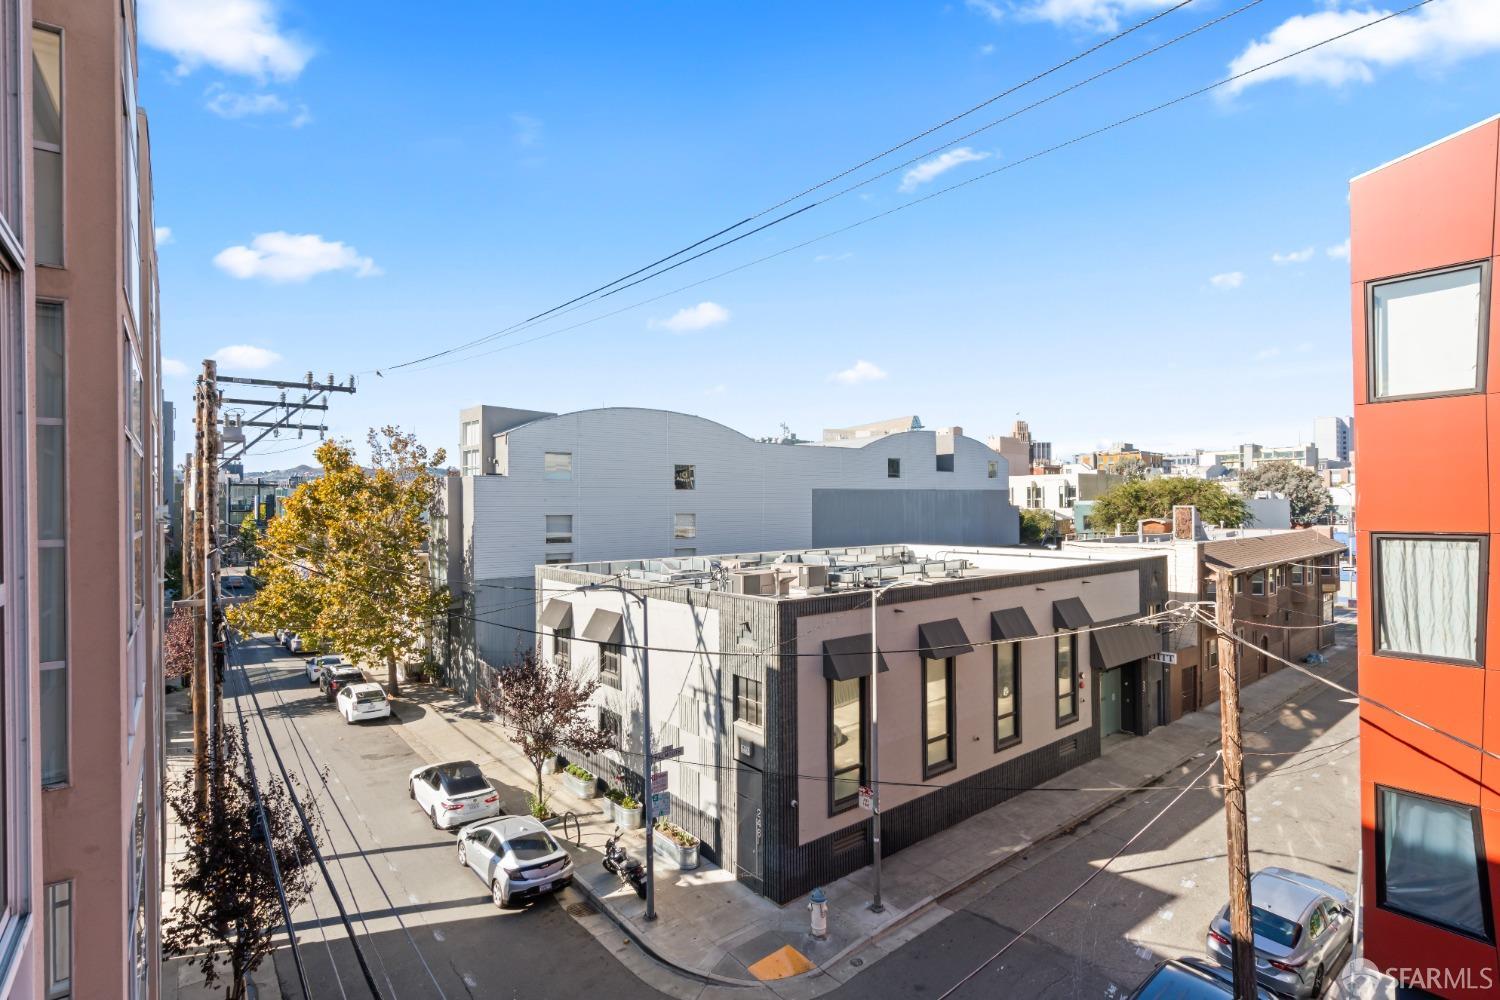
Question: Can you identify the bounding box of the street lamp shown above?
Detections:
[868,575,931,914]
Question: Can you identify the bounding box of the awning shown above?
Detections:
[991,607,1038,641]
[581,609,624,644]
[1053,597,1094,630]
[1091,623,1162,669]
[916,618,975,658]
[823,634,890,682]
[539,598,574,630]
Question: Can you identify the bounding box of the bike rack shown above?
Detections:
[559,810,582,844]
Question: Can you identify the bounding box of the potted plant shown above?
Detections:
[653,818,700,870]
[606,787,642,829]
[528,794,553,822]
[562,763,597,799]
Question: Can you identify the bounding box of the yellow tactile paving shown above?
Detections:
[747,944,815,981]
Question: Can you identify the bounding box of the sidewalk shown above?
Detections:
[378,627,1358,999]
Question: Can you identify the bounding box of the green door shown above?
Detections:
[1100,667,1122,736]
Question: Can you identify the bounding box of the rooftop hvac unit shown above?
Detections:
[798,565,829,589]
[731,570,777,596]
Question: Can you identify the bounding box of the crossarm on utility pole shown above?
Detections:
[1214,567,1257,999]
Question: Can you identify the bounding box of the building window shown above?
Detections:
[988,460,999,479]
[1291,562,1303,585]
[936,454,954,473]
[461,448,479,477]
[598,643,620,688]
[543,552,573,565]
[673,547,696,557]
[887,458,900,479]
[461,419,480,447]
[1250,571,1265,597]
[600,707,622,750]
[37,302,67,786]
[45,881,71,999]
[734,675,762,727]
[1376,787,1491,940]
[1374,535,1483,665]
[1056,631,1078,725]
[829,677,865,811]
[674,464,695,490]
[544,451,572,480]
[922,658,955,776]
[994,642,1020,750]
[545,514,573,544]
[33,26,62,267]
[1368,263,1488,401]
[673,513,696,539]
[552,626,571,668]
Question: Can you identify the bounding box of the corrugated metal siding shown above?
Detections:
[810,488,1018,546]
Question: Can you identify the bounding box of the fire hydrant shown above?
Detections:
[809,887,829,939]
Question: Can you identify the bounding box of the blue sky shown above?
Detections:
[140,0,1500,467]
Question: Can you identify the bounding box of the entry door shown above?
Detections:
[1121,662,1140,735]
[1181,666,1199,716]
[1100,668,1122,736]
[735,763,764,893]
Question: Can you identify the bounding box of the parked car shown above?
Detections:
[285,633,302,653]
[336,682,391,724]
[455,816,574,908]
[320,665,365,700]
[1128,958,1276,999]
[1205,868,1353,998]
[304,654,344,684]
[408,760,502,829]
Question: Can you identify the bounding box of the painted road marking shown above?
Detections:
[748,945,815,981]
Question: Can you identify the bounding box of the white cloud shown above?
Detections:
[140,0,311,81]
[1224,1,1500,97]
[161,358,189,376]
[1326,237,1351,259]
[512,113,543,148]
[205,88,286,118]
[1210,271,1245,290]
[979,43,997,56]
[829,360,888,385]
[213,232,381,282]
[1018,0,1173,32]
[652,301,730,333]
[1254,347,1281,361]
[289,103,312,128]
[155,226,173,246]
[966,0,1006,24]
[212,345,281,370]
[1271,246,1315,264]
[899,147,992,192]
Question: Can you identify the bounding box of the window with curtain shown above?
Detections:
[830,677,864,810]
[922,658,954,775]
[994,642,1020,749]
[1370,264,1486,400]
[673,513,696,539]
[1378,787,1490,939]
[1056,631,1078,724]
[1375,535,1482,664]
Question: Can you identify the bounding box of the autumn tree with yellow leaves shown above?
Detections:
[227,427,449,695]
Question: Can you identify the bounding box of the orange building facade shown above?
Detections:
[1351,114,1500,997]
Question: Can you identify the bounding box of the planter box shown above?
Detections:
[612,802,642,830]
[539,756,558,776]
[562,771,596,799]
[653,832,700,871]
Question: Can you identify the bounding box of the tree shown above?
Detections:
[237,518,265,568]
[162,725,320,1000]
[226,427,449,695]
[1019,508,1059,544]
[493,647,614,817]
[1089,477,1250,535]
[1240,460,1333,526]
[165,605,195,683]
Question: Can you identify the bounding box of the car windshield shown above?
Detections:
[439,763,488,795]
[507,833,558,861]
[355,690,385,703]
[1251,907,1302,948]
[333,668,362,679]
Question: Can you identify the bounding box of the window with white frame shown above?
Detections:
[1377,786,1490,940]
[545,514,573,544]
[1369,263,1487,401]
[461,419,480,447]
[38,301,67,787]
[1375,535,1482,664]
[673,513,696,539]
[544,451,572,480]
[461,449,480,477]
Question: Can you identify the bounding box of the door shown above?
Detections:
[734,763,764,892]
[1120,662,1140,735]
[413,768,434,812]
[1258,636,1270,678]
[1181,666,1199,716]
[1100,668,1122,737]
[468,830,497,881]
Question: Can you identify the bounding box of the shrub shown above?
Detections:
[564,763,594,782]
[654,818,698,848]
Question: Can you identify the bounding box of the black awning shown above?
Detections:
[581,609,624,644]
[823,634,890,682]
[539,598,574,630]
[991,607,1038,641]
[1091,623,1162,669]
[916,618,975,659]
[1053,597,1094,630]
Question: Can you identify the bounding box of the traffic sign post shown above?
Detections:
[650,770,669,795]
[655,745,684,761]
[858,786,873,812]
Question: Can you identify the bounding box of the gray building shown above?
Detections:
[434,405,1021,693]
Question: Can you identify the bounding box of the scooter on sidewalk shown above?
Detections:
[602,830,648,899]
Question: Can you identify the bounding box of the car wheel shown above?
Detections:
[491,879,507,909]
[457,842,467,867]
[408,780,415,800]
[430,807,441,830]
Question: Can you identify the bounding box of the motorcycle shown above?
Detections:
[602,830,648,899]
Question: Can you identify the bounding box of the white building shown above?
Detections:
[1009,465,1126,515]
[1313,415,1352,466]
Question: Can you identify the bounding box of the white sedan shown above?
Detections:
[336,682,391,724]
[408,760,502,829]
[457,816,574,908]
[304,654,343,683]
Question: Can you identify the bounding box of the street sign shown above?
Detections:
[651,792,669,814]
[650,770,669,794]
[1153,651,1178,664]
[857,786,873,812]
[655,744,684,761]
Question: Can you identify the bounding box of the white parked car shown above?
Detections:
[408,760,502,829]
[336,682,391,724]
[304,654,343,683]
[285,633,302,653]
[456,816,574,908]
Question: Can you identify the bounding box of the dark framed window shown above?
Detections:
[922,658,955,776]
[599,643,620,688]
[674,464,695,490]
[887,458,900,479]
[1376,785,1492,941]
[1367,261,1489,402]
[1373,534,1485,666]
[1250,570,1265,597]
[829,677,866,813]
[599,707,622,750]
[733,675,762,727]
[994,641,1020,750]
[1056,631,1078,725]
[553,626,571,668]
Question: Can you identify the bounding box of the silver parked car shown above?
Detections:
[456,816,574,908]
[1205,867,1353,998]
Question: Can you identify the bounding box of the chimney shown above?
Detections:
[1173,504,1202,541]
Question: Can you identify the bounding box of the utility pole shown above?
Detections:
[203,360,221,784]
[1214,567,1256,1000]
[189,378,207,809]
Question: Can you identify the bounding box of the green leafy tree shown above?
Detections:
[1240,460,1334,526]
[1019,508,1059,544]
[237,518,265,567]
[1089,477,1250,535]
[227,427,449,695]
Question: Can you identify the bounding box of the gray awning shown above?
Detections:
[823,634,889,682]
[916,618,974,659]
[1053,597,1094,630]
[581,609,624,644]
[991,607,1038,641]
[539,598,574,630]
[1091,623,1162,669]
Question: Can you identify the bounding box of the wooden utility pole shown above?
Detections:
[190,372,208,809]
[205,360,222,755]
[1214,566,1256,999]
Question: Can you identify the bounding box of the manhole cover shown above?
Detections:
[565,901,597,918]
